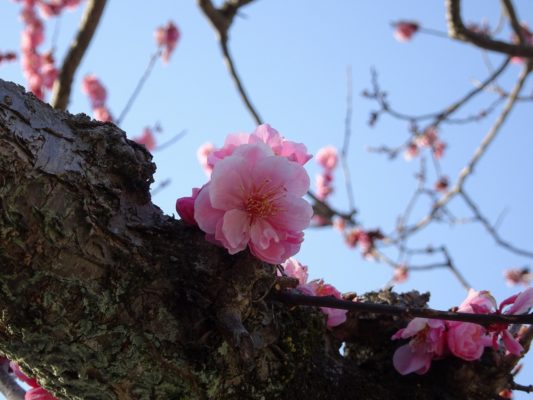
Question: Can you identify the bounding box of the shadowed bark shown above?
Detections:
[0,79,516,399]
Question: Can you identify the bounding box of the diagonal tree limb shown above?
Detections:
[50,0,107,110]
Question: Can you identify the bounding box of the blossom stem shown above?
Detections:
[272,290,533,326]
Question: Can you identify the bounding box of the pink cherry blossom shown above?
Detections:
[458,289,497,314]
[433,140,446,159]
[403,142,419,161]
[206,124,312,172]
[315,146,338,170]
[194,142,313,264]
[309,280,347,328]
[176,187,201,226]
[155,21,180,63]
[393,21,419,42]
[392,265,409,284]
[197,142,215,176]
[434,176,449,193]
[281,257,309,286]
[392,318,446,375]
[504,268,531,287]
[93,106,113,122]
[446,321,487,361]
[315,172,333,200]
[133,127,156,151]
[82,75,107,108]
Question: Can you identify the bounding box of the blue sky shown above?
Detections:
[2,0,533,397]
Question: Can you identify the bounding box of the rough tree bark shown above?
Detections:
[0,79,516,399]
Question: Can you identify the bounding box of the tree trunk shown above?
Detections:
[0,79,513,399]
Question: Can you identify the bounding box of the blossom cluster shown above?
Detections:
[81,74,113,122]
[315,146,338,201]
[344,227,384,259]
[178,124,313,264]
[280,258,347,328]
[392,288,533,375]
[404,127,446,162]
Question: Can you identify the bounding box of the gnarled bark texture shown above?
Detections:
[0,79,515,399]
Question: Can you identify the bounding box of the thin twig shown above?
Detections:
[501,0,525,45]
[272,290,533,326]
[50,0,107,110]
[341,66,356,213]
[154,129,187,151]
[402,64,530,237]
[461,191,533,258]
[197,0,262,125]
[510,382,533,393]
[116,50,161,125]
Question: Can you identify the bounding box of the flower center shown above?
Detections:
[245,194,277,218]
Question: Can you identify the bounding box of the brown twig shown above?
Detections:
[501,0,525,45]
[50,0,107,110]
[197,0,262,125]
[461,190,533,258]
[446,0,533,57]
[116,50,161,125]
[510,382,533,393]
[272,290,533,326]
[341,66,356,213]
[402,64,530,237]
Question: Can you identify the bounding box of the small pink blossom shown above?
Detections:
[504,268,531,287]
[392,318,446,375]
[392,265,409,284]
[394,21,419,42]
[309,280,347,328]
[416,127,438,148]
[433,140,446,159]
[155,21,180,63]
[447,321,487,361]
[133,127,156,151]
[434,176,449,193]
[176,188,201,226]
[315,172,333,200]
[194,142,313,264]
[403,142,419,161]
[197,142,215,176]
[315,146,338,170]
[281,257,309,286]
[93,106,113,122]
[458,289,496,314]
[82,74,107,108]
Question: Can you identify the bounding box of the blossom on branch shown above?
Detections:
[194,140,313,264]
[155,21,180,63]
[393,21,419,42]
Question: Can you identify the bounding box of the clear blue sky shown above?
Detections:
[1,0,533,397]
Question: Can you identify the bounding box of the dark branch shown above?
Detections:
[50,0,107,110]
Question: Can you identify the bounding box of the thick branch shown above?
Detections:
[50,0,107,110]
[0,79,519,399]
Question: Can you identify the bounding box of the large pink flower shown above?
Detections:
[194,142,313,264]
[392,318,446,375]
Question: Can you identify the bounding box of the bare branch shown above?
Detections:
[404,65,530,236]
[116,50,161,125]
[197,0,262,125]
[272,290,533,326]
[341,66,356,213]
[461,191,533,258]
[446,0,533,57]
[501,0,525,45]
[50,0,108,110]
